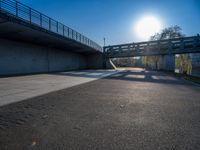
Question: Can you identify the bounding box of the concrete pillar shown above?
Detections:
[159,54,175,71]
[86,53,104,69]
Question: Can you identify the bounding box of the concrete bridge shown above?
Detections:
[0,0,103,76]
[1,0,200,75]
[1,1,200,149]
[104,36,200,71]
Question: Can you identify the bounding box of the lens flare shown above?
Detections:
[135,16,162,40]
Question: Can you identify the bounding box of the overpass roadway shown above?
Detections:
[0,0,105,76]
[0,0,102,53]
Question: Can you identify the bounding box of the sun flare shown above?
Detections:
[135,16,162,40]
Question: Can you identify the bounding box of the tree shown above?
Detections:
[112,57,135,67]
[150,25,184,40]
[141,56,159,69]
[142,25,188,71]
[176,54,192,75]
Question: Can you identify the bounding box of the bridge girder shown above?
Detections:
[104,36,200,58]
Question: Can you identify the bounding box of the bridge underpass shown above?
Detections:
[1,1,200,149]
[0,0,103,76]
[104,36,200,71]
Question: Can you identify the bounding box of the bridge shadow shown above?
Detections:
[50,68,188,86]
[105,69,188,86]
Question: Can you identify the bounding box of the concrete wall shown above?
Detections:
[86,53,104,69]
[0,39,89,76]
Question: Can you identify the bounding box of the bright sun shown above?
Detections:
[135,16,162,40]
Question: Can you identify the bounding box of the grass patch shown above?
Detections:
[163,71,200,85]
[184,75,200,84]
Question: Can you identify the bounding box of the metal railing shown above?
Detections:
[0,0,102,51]
[104,36,200,57]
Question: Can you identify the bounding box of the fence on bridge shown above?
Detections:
[104,36,200,58]
[0,0,102,51]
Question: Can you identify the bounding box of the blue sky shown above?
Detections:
[19,0,200,46]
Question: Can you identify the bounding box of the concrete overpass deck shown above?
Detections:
[0,0,105,76]
[0,0,102,53]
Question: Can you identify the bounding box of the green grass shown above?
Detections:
[184,75,200,84]
[165,71,200,85]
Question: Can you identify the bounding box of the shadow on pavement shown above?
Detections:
[105,69,189,86]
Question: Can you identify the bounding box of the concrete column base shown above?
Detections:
[159,54,175,71]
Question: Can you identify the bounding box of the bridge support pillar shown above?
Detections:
[103,57,116,69]
[86,53,104,69]
[159,54,175,71]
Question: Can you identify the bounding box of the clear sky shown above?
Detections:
[19,0,200,46]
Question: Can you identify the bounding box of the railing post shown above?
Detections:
[118,46,122,54]
[196,36,200,48]
[180,39,184,50]
[136,44,139,52]
[0,0,2,12]
[68,28,70,38]
[193,37,197,48]
[16,1,18,17]
[146,42,150,52]
[128,45,131,54]
[63,25,65,36]
[158,41,161,52]
[168,40,172,54]
[29,8,31,23]
[49,18,51,31]
[40,14,42,26]
[56,22,58,33]
[111,47,114,56]
[81,35,83,43]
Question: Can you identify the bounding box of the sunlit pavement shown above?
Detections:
[0,68,200,150]
[0,69,120,106]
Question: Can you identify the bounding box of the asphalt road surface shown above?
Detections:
[0,68,200,150]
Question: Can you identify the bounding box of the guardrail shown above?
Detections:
[0,0,102,51]
[104,36,200,57]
